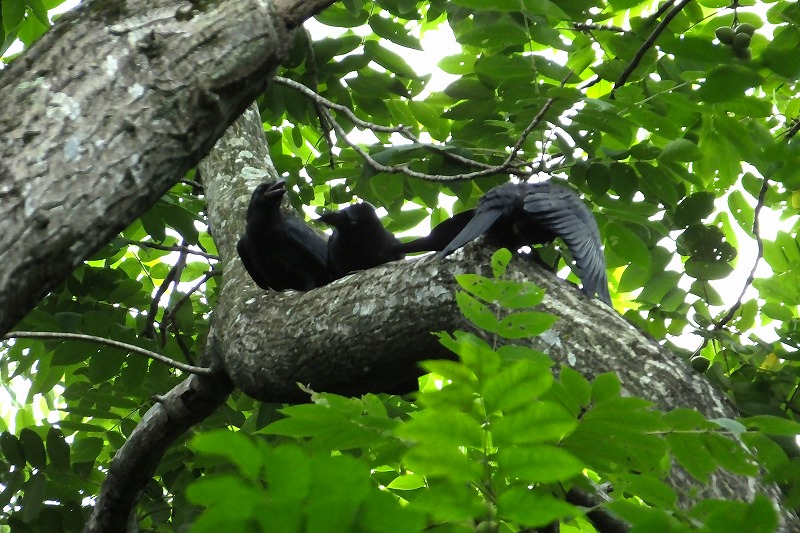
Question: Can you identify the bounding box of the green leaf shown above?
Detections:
[51,341,94,366]
[740,415,800,436]
[46,428,70,470]
[498,445,584,483]
[685,259,734,280]
[403,442,483,482]
[438,53,476,75]
[690,495,778,533]
[482,360,554,412]
[605,222,651,269]
[1,432,25,467]
[614,473,677,508]
[314,4,368,27]
[399,409,483,448]
[2,0,25,34]
[363,40,417,78]
[664,408,712,430]
[637,271,681,304]
[455,291,499,332]
[386,473,426,490]
[368,15,423,50]
[492,248,512,278]
[436,331,500,377]
[704,433,758,476]
[496,310,558,339]
[697,65,762,103]
[443,77,495,100]
[497,487,577,527]
[191,430,263,479]
[559,365,592,409]
[71,436,103,464]
[673,191,715,227]
[21,472,45,523]
[370,174,404,206]
[591,372,621,402]
[25,0,49,26]
[491,401,578,445]
[19,429,46,469]
[727,190,755,233]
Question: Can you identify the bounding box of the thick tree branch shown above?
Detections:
[0,0,336,335]
[83,370,233,532]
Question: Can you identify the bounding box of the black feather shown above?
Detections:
[237,181,329,291]
[318,202,404,279]
[440,182,610,304]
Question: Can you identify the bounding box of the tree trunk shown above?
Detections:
[0,0,335,335]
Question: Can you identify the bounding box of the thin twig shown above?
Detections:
[159,269,220,364]
[3,332,213,375]
[714,177,768,330]
[274,76,564,181]
[612,0,694,96]
[122,239,219,261]
[179,179,203,191]
[274,76,506,171]
[649,0,677,23]
[572,22,627,34]
[144,247,188,339]
[300,28,335,167]
[786,118,800,140]
[163,269,221,324]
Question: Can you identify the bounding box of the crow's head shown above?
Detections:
[318,202,379,229]
[253,180,286,203]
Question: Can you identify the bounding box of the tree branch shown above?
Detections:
[273,76,562,181]
[122,239,220,261]
[3,331,212,375]
[714,177,768,330]
[611,0,694,95]
[0,0,299,336]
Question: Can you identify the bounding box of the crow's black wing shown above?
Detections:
[282,216,329,275]
[395,210,476,254]
[236,235,272,290]
[439,187,521,256]
[522,184,610,304]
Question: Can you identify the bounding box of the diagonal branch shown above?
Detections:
[611,0,694,96]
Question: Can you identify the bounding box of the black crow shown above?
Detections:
[439,182,611,304]
[318,202,404,279]
[236,181,329,291]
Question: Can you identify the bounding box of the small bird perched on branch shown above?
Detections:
[237,181,330,291]
[318,202,404,280]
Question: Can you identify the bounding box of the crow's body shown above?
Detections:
[237,181,329,291]
[440,182,611,304]
[319,202,404,279]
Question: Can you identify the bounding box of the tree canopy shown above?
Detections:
[2,0,800,531]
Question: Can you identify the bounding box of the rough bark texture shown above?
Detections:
[0,0,336,336]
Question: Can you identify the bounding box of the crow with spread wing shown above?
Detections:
[431,182,610,304]
[237,181,330,291]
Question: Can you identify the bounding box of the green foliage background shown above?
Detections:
[3,0,800,530]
